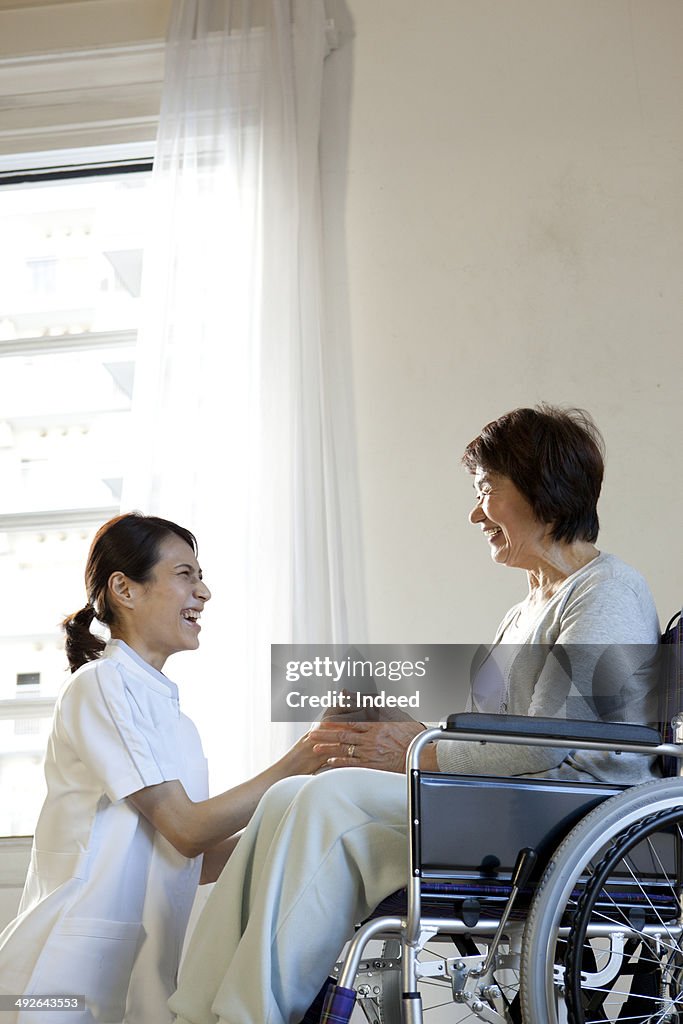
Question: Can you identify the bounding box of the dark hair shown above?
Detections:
[62,512,197,672]
[462,404,605,544]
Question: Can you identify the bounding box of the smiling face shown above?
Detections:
[108,533,211,670]
[469,469,552,572]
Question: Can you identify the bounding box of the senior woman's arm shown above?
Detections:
[436,575,660,778]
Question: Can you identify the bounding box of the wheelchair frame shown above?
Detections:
[324,714,683,1024]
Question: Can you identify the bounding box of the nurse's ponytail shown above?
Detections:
[62,512,197,672]
[62,604,105,672]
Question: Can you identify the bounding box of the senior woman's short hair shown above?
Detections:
[462,404,605,544]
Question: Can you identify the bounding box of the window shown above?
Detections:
[0,167,152,836]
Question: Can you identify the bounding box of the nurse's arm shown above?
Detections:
[129,725,329,859]
[199,833,242,884]
[129,777,273,858]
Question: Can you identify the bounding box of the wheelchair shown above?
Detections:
[322,613,683,1024]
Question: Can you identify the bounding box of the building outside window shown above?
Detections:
[0,169,151,836]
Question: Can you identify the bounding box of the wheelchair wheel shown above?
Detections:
[359,935,522,1023]
[520,777,683,1024]
[354,938,457,1023]
[564,803,683,1023]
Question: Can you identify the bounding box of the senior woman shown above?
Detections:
[169,405,660,1024]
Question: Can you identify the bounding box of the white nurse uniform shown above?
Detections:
[0,639,208,1024]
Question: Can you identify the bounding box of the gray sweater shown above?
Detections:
[436,553,661,785]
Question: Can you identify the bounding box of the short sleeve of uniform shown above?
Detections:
[57,659,179,802]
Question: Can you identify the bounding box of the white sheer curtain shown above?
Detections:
[123,0,365,789]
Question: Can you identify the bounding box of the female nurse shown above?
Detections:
[0,512,328,1024]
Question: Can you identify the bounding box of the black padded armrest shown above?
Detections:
[443,712,662,747]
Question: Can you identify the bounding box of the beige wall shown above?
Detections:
[2,0,681,639]
[326,0,683,641]
[0,837,31,929]
[0,0,170,56]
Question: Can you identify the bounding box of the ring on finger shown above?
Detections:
[347,743,356,758]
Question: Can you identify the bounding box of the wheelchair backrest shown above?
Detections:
[659,609,683,776]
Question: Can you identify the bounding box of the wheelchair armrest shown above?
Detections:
[443,712,662,747]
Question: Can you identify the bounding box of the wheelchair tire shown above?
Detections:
[563,803,683,1024]
[520,777,683,1024]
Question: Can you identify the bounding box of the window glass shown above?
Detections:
[0,170,151,836]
